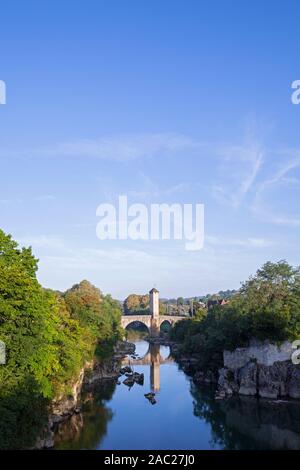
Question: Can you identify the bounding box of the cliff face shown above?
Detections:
[35,341,135,448]
[218,340,300,399]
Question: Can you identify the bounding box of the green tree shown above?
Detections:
[237,260,300,341]
[171,261,300,372]
[123,294,149,315]
[0,229,122,448]
[64,280,122,359]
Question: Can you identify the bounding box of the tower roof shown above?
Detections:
[149,287,159,294]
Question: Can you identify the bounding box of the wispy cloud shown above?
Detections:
[18,235,65,250]
[212,142,264,208]
[35,194,56,201]
[0,195,56,205]
[0,133,202,162]
[0,131,266,213]
[127,173,190,199]
[206,235,275,249]
[252,153,300,226]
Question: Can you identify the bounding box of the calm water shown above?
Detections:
[54,333,300,450]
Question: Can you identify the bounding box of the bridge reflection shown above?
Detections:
[122,343,174,392]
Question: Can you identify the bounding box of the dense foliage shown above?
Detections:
[171,261,300,371]
[124,293,168,315]
[0,229,122,449]
[123,294,150,315]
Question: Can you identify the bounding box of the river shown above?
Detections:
[54,332,300,450]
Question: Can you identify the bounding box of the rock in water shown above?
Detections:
[133,372,144,385]
[123,377,135,387]
[120,366,132,375]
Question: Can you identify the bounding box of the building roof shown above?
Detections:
[149,287,159,294]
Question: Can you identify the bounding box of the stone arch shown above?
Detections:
[121,315,152,333]
[159,318,172,333]
[124,319,150,333]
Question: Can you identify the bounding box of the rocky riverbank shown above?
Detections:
[84,341,135,388]
[217,340,300,400]
[171,339,300,401]
[170,342,218,384]
[35,340,135,449]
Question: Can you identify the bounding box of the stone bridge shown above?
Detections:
[121,288,186,337]
[121,314,186,338]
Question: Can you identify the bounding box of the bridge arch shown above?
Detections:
[159,319,172,333]
[121,315,152,333]
[124,320,150,334]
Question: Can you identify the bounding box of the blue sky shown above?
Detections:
[1,0,300,298]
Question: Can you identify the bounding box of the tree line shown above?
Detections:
[171,260,300,372]
[0,229,122,449]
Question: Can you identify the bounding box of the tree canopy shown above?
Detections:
[0,229,122,449]
[171,260,300,371]
[123,294,150,315]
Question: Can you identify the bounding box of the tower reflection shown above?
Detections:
[149,344,160,391]
[122,342,174,392]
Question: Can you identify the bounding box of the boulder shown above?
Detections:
[238,361,257,396]
[133,372,144,385]
[120,366,132,375]
[123,377,135,387]
[258,361,290,399]
[218,368,237,395]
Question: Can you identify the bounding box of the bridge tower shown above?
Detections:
[149,287,160,337]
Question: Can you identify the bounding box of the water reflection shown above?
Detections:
[191,382,300,449]
[54,334,300,450]
[54,380,116,449]
[122,342,174,392]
